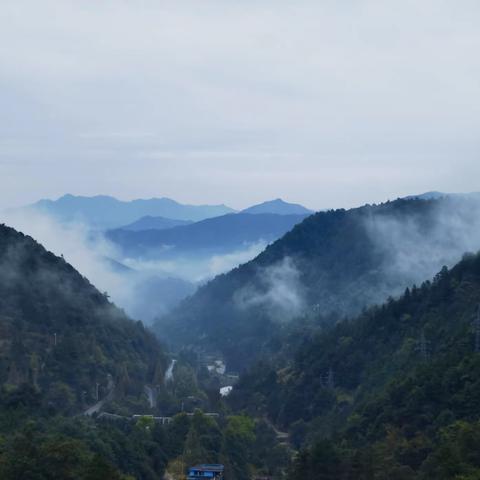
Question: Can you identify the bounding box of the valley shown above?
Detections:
[2,3,478,477]
[3,192,480,479]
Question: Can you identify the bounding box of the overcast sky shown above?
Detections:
[1,0,479,210]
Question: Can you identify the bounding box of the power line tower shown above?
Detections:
[324,367,335,389]
[472,304,480,353]
[416,330,430,361]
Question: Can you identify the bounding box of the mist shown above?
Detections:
[1,210,267,324]
[234,257,306,321]
[225,196,480,325]
[365,196,480,295]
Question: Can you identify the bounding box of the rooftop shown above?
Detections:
[189,464,224,473]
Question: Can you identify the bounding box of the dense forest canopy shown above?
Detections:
[231,251,480,479]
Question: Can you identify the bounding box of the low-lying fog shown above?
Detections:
[2,209,267,324]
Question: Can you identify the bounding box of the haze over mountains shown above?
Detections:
[231,250,480,478]
[119,216,193,232]
[108,213,309,259]
[156,194,480,370]
[3,190,480,478]
[0,222,278,478]
[4,194,314,324]
[0,223,166,409]
[4,0,480,475]
[22,194,316,231]
[26,194,235,229]
[404,191,480,201]
[8,191,480,333]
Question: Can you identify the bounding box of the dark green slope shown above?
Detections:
[0,223,166,412]
[156,196,480,370]
[231,252,480,479]
[0,224,286,480]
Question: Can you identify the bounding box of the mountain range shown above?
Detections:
[119,215,193,231]
[108,212,309,258]
[25,194,235,229]
[3,191,480,478]
[20,195,314,231]
[155,195,480,370]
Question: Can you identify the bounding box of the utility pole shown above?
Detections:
[53,333,57,346]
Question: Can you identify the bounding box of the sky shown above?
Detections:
[1,0,479,211]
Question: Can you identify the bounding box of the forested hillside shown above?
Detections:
[0,223,171,478]
[0,223,166,410]
[0,223,287,479]
[156,196,480,371]
[231,251,480,479]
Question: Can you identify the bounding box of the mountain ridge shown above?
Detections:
[241,198,313,215]
[118,215,193,231]
[0,222,166,413]
[107,212,309,258]
[231,251,480,478]
[23,194,236,229]
[155,196,480,371]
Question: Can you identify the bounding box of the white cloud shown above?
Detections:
[234,257,306,320]
[1,0,480,209]
[1,209,267,322]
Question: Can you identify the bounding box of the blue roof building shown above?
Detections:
[187,464,224,479]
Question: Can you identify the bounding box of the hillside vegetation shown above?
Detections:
[0,223,287,479]
[231,252,480,479]
[0,223,166,411]
[157,197,480,371]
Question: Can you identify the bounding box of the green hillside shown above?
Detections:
[231,252,480,479]
[0,223,166,411]
[0,223,286,479]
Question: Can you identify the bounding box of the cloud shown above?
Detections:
[208,243,267,278]
[1,0,480,209]
[1,209,268,323]
[234,257,306,321]
[2,208,132,305]
[121,241,267,283]
[364,196,480,293]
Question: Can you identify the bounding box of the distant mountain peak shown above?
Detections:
[118,215,193,232]
[242,199,313,215]
[25,194,236,229]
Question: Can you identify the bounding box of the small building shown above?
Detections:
[219,385,233,397]
[187,464,224,479]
